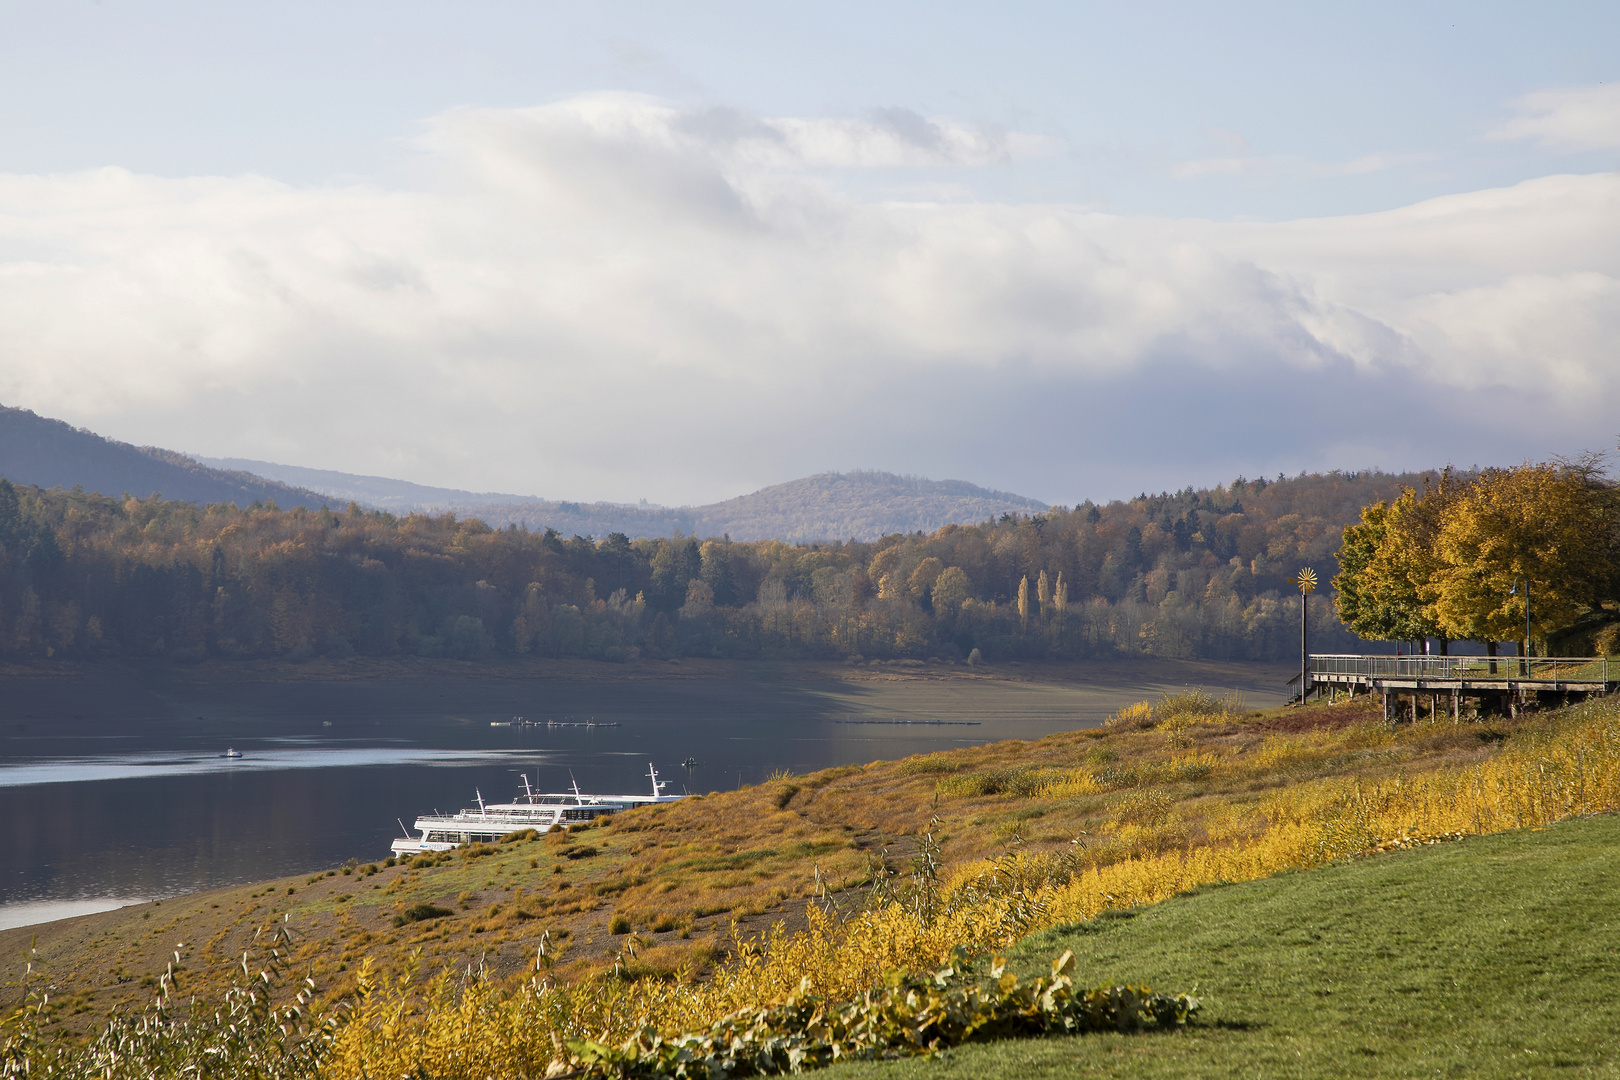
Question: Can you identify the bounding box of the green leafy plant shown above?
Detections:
[1,926,340,1080]
[561,950,1197,1077]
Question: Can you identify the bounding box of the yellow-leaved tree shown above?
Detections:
[1429,464,1617,653]
[907,557,944,601]
[931,566,972,619]
[1335,496,1433,645]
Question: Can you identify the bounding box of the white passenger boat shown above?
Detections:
[390,764,683,858]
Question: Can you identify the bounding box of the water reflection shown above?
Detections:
[0,712,1010,926]
[0,747,525,787]
[0,898,145,933]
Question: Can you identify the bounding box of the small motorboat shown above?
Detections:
[221,748,243,759]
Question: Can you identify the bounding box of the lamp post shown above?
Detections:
[1509,578,1530,674]
[1289,568,1317,703]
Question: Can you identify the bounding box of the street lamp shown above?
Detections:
[1509,578,1530,672]
[1288,568,1317,703]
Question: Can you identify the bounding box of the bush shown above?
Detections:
[0,926,339,1080]
[1596,622,1620,657]
[896,754,961,776]
[1109,788,1174,826]
[392,903,454,927]
[935,766,1065,798]
[1105,689,1243,732]
[608,914,632,935]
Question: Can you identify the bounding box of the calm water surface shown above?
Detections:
[1,663,1285,930]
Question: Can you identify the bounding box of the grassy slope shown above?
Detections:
[3,679,1537,1031]
[823,812,1620,1080]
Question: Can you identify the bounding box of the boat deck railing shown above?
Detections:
[413,810,553,824]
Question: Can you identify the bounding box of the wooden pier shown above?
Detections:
[1290,654,1617,721]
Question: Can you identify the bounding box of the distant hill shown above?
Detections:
[0,405,335,509]
[668,471,1048,542]
[199,457,543,512]
[4,405,1045,539]
[208,460,1048,541]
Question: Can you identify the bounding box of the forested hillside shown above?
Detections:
[0,406,333,511]
[0,470,1448,663]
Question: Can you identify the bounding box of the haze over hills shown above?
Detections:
[0,405,335,510]
[200,456,544,512]
[204,456,1049,541]
[3,406,1046,541]
[467,471,1049,542]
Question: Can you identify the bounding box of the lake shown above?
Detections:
[0,658,1288,930]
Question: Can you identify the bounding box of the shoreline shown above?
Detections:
[1,657,1290,950]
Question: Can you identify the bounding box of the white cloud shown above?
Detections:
[0,93,1616,504]
[751,110,1058,169]
[1490,83,1620,151]
[1170,156,1267,179]
[1171,151,1417,180]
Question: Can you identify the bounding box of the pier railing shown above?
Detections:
[1307,654,1611,684]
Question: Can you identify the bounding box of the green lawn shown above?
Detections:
[821,814,1620,1079]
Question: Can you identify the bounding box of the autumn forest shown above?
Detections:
[1,465,1615,666]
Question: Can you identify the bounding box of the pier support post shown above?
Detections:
[1382,690,1389,724]
[1452,689,1460,724]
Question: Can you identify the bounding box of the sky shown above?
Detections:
[0,2,1617,507]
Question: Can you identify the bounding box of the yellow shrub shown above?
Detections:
[1034,770,1100,799]
[1105,701,1155,728]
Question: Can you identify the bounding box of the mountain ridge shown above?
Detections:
[3,406,1047,541]
[199,456,545,512]
[0,405,337,510]
[202,456,1045,540]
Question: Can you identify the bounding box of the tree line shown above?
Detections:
[0,468,1531,665]
[1334,458,1620,659]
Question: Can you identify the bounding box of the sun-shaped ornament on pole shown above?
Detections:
[1288,568,1316,703]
